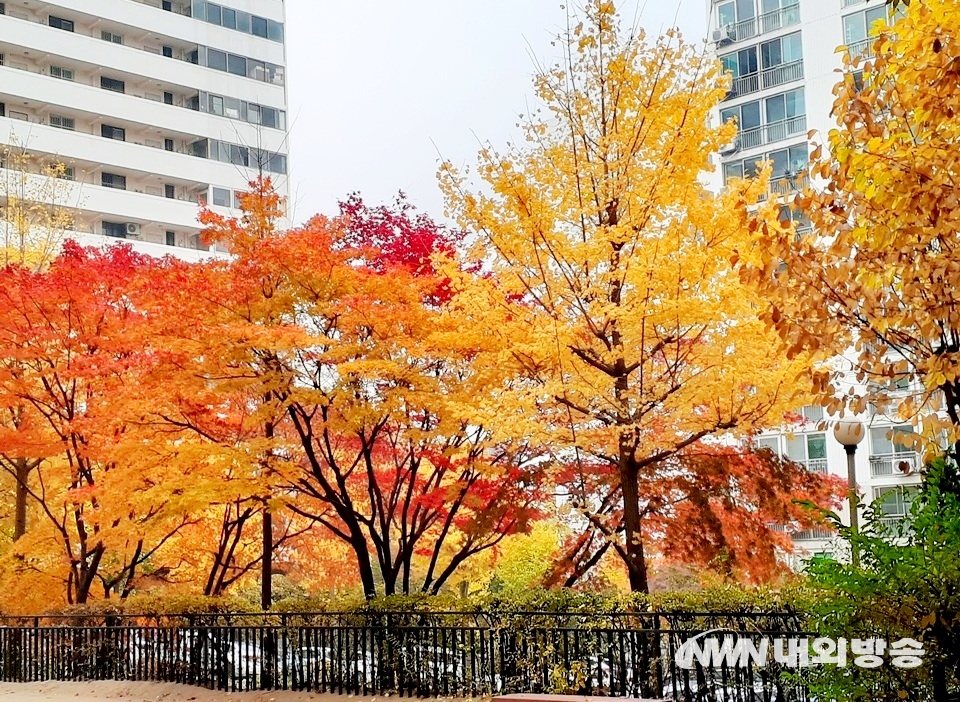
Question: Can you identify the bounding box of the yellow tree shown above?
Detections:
[740,0,960,452]
[441,1,815,592]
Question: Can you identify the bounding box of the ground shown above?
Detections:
[0,681,391,702]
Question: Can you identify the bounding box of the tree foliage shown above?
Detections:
[741,0,960,451]
[441,0,838,592]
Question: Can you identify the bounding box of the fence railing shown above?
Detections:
[0,612,814,701]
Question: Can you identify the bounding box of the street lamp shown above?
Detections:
[833,419,865,566]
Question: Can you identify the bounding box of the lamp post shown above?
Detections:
[833,420,865,566]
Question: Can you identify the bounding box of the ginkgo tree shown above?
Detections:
[740,0,960,455]
[441,0,828,592]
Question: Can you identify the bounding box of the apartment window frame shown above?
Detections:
[49,114,75,131]
[101,172,127,190]
[101,124,126,141]
[760,31,803,70]
[101,29,124,45]
[843,5,890,48]
[211,187,231,208]
[103,221,127,237]
[100,76,126,93]
[872,485,917,520]
[870,424,916,457]
[48,15,74,32]
[165,231,176,246]
[50,65,75,81]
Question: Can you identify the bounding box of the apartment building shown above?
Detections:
[0,0,289,260]
[704,0,918,561]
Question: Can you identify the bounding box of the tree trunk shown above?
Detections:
[619,444,649,593]
[13,458,30,540]
[261,507,272,610]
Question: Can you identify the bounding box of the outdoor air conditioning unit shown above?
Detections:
[712,27,734,46]
[125,223,141,238]
[719,136,740,156]
[897,456,917,476]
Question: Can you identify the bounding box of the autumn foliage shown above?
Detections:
[0,1,849,610]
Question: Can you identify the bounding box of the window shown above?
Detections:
[0,103,5,118]
[103,221,127,237]
[765,88,804,125]
[755,436,780,453]
[785,432,827,470]
[221,7,236,29]
[721,46,759,79]
[101,30,123,44]
[236,10,252,33]
[50,65,75,81]
[267,20,284,43]
[48,16,74,32]
[165,184,175,199]
[164,138,174,152]
[209,94,224,115]
[211,187,231,207]
[162,46,173,58]
[49,114,75,131]
[0,3,5,14]
[101,173,126,190]
[721,100,762,145]
[870,425,915,456]
[59,166,75,181]
[101,76,125,93]
[101,124,126,141]
[251,15,268,38]
[761,32,803,69]
[206,2,221,25]
[206,49,227,72]
[165,231,176,246]
[873,485,917,521]
[843,6,889,49]
[227,53,246,76]
[163,91,174,105]
[768,143,808,178]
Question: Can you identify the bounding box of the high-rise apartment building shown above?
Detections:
[0,0,289,260]
[705,0,918,562]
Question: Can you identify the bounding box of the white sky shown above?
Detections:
[284,1,707,226]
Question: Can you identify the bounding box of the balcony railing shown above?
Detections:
[737,115,807,150]
[846,38,872,60]
[794,527,834,540]
[769,174,809,196]
[725,60,804,101]
[869,452,920,477]
[804,458,829,474]
[722,4,800,43]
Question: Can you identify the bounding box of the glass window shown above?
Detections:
[209,94,224,115]
[873,486,917,518]
[761,32,802,68]
[101,124,126,141]
[247,103,261,125]
[227,53,246,76]
[267,20,284,42]
[801,405,824,423]
[48,16,74,32]
[251,15,268,37]
[166,231,176,246]
[101,30,123,44]
[101,173,127,190]
[190,139,209,159]
[212,187,231,207]
[103,221,127,237]
[806,433,827,460]
[206,2,221,25]
[247,60,266,81]
[870,425,915,455]
[717,1,736,26]
[844,6,888,45]
[236,11,251,33]
[221,7,236,29]
[756,436,780,453]
[50,114,75,131]
[101,76,125,93]
[192,0,206,21]
[207,49,227,72]
[224,97,241,120]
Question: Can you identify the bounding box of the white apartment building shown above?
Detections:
[0,0,289,260]
[704,0,919,561]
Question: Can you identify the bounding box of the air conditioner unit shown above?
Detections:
[719,136,740,156]
[712,27,734,46]
[125,223,141,237]
[897,456,917,476]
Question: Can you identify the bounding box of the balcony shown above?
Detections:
[768,173,808,197]
[721,4,800,43]
[869,452,920,477]
[803,458,828,474]
[725,60,804,100]
[794,527,834,540]
[846,38,872,60]
[737,115,807,150]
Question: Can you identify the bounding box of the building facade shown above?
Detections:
[0,0,289,260]
[704,0,918,561]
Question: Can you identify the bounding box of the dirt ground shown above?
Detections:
[0,681,402,702]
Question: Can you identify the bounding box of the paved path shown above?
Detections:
[0,681,394,701]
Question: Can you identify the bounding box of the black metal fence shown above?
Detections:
[0,611,814,701]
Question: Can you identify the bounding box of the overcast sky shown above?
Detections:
[284,1,707,226]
